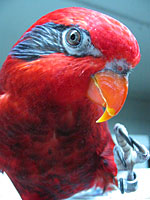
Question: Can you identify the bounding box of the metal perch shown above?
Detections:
[113,123,150,193]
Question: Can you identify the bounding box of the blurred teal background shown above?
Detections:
[0,0,150,166]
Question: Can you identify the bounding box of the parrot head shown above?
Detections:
[5,7,140,122]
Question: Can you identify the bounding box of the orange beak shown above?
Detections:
[87,70,128,123]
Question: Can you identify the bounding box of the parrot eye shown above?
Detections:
[66,29,81,46]
[62,26,101,57]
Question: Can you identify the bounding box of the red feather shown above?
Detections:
[0,7,140,200]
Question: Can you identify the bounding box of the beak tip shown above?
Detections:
[96,117,108,123]
[96,109,115,123]
[96,118,110,123]
[96,119,102,123]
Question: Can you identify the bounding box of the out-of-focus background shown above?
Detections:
[0,0,150,165]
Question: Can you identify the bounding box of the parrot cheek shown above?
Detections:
[87,70,128,122]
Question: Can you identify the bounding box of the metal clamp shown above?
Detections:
[113,123,150,194]
[118,172,138,193]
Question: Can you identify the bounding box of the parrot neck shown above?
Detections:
[50,98,101,138]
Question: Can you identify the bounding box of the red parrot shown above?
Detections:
[0,7,140,200]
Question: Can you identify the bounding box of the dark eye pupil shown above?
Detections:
[66,29,81,46]
[70,33,76,41]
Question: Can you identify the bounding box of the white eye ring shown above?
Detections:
[65,28,81,46]
[62,27,101,57]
